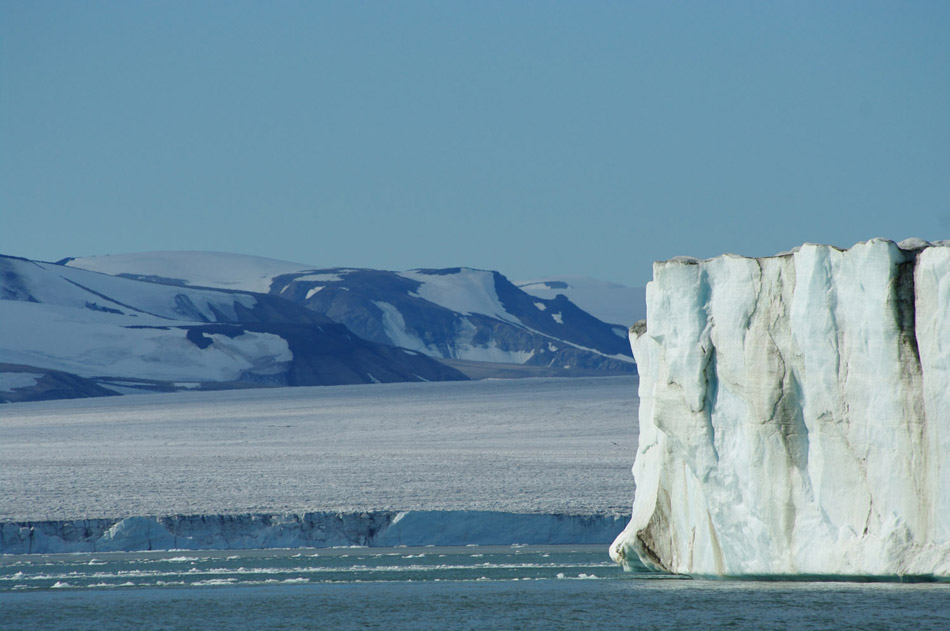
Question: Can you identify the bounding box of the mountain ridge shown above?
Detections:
[0,254,465,402]
[67,252,636,375]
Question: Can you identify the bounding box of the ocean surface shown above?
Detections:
[4,545,950,631]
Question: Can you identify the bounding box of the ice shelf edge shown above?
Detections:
[1,511,628,554]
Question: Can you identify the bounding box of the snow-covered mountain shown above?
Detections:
[67,252,636,374]
[64,251,313,293]
[270,267,634,372]
[516,275,646,327]
[0,255,464,402]
[611,239,950,578]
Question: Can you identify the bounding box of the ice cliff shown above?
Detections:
[611,239,950,578]
[1,512,627,554]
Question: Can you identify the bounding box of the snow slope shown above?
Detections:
[517,276,646,328]
[0,255,465,400]
[11,255,260,320]
[401,268,521,324]
[610,239,950,578]
[66,251,315,293]
[0,256,288,383]
[1,300,292,382]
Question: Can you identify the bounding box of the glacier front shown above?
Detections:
[611,238,950,578]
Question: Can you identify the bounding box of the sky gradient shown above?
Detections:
[2,1,948,286]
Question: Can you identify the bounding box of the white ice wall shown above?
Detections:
[611,239,950,577]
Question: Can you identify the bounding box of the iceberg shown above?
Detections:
[611,239,950,578]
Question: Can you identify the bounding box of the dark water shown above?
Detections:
[3,546,950,630]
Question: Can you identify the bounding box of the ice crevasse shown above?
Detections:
[610,238,950,577]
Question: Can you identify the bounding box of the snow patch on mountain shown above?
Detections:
[372,300,426,352]
[0,372,43,392]
[294,272,346,284]
[401,268,521,324]
[518,275,645,327]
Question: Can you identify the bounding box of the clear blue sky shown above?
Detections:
[2,1,948,286]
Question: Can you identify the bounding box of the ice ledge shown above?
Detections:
[1,511,627,554]
[612,238,950,578]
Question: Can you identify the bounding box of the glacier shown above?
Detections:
[610,238,950,578]
[1,377,638,553]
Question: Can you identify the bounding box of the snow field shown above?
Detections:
[0,376,639,522]
[67,251,316,293]
[0,301,292,382]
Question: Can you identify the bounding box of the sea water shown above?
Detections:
[3,546,950,631]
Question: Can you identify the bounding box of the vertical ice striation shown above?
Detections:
[611,239,950,577]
